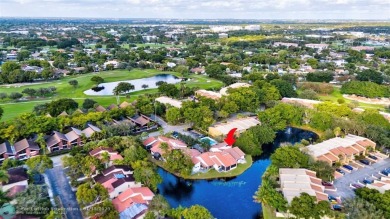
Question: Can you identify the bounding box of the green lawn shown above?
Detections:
[318,87,385,111]
[0,69,223,121]
[151,155,253,180]
[262,204,282,219]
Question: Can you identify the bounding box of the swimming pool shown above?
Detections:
[200,137,218,146]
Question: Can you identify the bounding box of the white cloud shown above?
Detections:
[0,0,388,19]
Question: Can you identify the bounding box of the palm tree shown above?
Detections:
[0,170,10,184]
[101,152,110,168]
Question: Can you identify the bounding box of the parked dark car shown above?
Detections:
[359,159,370,165]
[322,181,333,186]
[343,165,354,171]
[332,204,343,211]
[381,170,390,176]
[336,168,345,175]
[368,155,378,160]
[363,179,373,184]
[328,195,337,201]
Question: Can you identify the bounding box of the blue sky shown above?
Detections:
[0,0,389,20]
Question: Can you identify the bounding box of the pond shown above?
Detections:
[83,74,181,95]
[157,127,318,219]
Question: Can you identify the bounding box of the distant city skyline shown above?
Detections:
[0,0,389,20]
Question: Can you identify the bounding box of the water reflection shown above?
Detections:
[84,74,181,95]
[157,127,318,219]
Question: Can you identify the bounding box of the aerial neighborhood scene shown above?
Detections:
[0,0,390,219]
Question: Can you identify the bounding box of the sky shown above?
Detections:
[0,0,389,20]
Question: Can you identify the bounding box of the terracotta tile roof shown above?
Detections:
[6,185,27,197]
[223,147,245,160]
[89,147,115,156]
[357,140,375,147]
[142,137,157,146]
[102,165,133,175]
[315,192,329,202]
[352,144,365,152]
[112,187,154,213]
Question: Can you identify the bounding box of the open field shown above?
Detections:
[318,87,385,111]
[0,69,224,121]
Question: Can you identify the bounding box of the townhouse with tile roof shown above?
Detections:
[279,168,329,204]
[305,134,376,166]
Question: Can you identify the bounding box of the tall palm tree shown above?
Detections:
[0,170,10,184]
[101,152,110,168]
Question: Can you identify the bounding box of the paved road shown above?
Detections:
[333,158,390,199]
[149,115,191,137]
[46,156,83,219]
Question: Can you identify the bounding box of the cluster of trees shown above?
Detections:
[235,125,275,156]
[355,69,384,84]
[305,71,334,83]
[145,195,213,219]
[355,188,390,218]
[0,62,56,84]
[341,81,390,98]
[157,82,195,98]
[255,145,336,216]
[162,145,194,177]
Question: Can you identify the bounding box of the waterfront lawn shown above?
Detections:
[262,204,282,219]
[188,155,253,180]
[152,155,253,180]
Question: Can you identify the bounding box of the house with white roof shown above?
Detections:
[279,168,328,204]
[305,134,376,166]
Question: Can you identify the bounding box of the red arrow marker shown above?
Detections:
[224,128,237,146]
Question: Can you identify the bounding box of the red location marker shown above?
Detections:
[224,128,237,146]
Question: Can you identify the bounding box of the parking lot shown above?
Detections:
[333,158,390,199]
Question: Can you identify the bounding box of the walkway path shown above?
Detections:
[46,155,83,219]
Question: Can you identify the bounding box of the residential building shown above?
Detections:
[0,142,16,161]
[46,124,101,152]
[305,134,376,166]
[143,136,187,157]
[219,83,251,96]
[155,96,183,108]
[112,187,154,219]
[129,114,156,132]
[273,42,298,47]
[208,117,260,138]
[192,146,245,173]
[12,138,40,160]
[1,167,29,192]
[195,90,222,100]
[279,168,328,204]
[89,147,123,166]
[305,44,329,50]
[93,165,140,199]
[281,97,322,109]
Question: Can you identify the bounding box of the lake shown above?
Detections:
[157,127,318,219]
[83,74,181,95]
